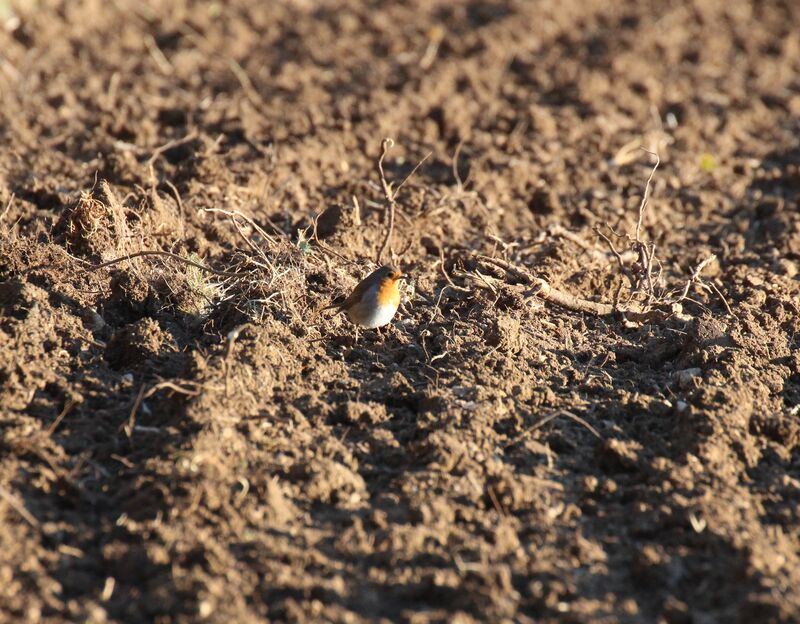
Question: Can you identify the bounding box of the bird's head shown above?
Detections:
[379,265,407,282]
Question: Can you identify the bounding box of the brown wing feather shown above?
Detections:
[324,270,380,311]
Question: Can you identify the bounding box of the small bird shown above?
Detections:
[325,265,407,329]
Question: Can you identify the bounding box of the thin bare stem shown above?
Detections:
[677,254,716,302]
[508,409,602,447]
[593,225,636,294]
[394,151,433,196]
[147,132,198,185]
[635,149,660,244]
[125,380,202,438]
[376,139,396,265]
[707,280,734,316]
[375,139,430,265]
[203,207,278,245]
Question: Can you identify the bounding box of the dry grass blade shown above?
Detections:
[85,250,250,278]
[452,139,466,192]
[0,193,14,222]
[203,207,279,246]
[0,484,40,528]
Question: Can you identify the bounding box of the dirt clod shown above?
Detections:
[104,318,168,370]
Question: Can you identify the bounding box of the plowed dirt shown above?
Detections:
[1,1,799,622]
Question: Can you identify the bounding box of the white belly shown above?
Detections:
[347,301,398,328]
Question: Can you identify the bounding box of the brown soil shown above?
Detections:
[1,1,800,622]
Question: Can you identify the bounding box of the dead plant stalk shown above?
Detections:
[375,139,431,265]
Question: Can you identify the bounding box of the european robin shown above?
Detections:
[326,265,407,329]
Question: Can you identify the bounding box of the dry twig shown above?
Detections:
[46,398,78,436]
[125,381,202,438]
[147,132,198,186]
[476,254,662,319]
[677,255,716,302]
[375,139,431,265]
[674,254,733,316]
[594,150,661,309]
[376,139,397,265]
[508,409,602,448]
[311,210,350,261]
[592,150,731,317]
[438,247,470,292]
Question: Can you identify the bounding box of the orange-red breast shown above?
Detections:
[326,265,406,328]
